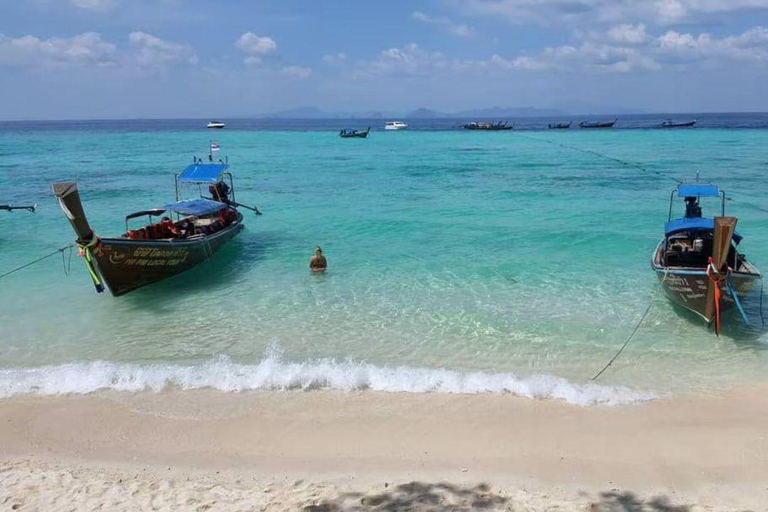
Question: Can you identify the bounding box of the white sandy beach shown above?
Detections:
[1,387,767,510]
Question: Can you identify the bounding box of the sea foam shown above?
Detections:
[0,352,653,406]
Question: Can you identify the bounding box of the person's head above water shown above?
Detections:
[315,246,322,255]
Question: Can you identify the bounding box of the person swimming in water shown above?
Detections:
[309,246,327,271]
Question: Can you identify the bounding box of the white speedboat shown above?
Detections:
[207,121,226,129]
[384,121,408,130]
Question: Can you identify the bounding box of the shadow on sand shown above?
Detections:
[302,481,692,512]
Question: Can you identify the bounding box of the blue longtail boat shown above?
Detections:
[650,182,761,334]
[52,158,256,296]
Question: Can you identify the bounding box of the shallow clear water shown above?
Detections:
[2,122,768,404]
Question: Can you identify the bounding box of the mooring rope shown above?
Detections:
[591,300,654,381]
[0,244,75,280]
[591,271,667,381]
[514,132,684,185]
[517,132,768,215]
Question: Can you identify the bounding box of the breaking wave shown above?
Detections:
[0,351,653,406]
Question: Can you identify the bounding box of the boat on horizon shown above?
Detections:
[650,181,761,334]
[339,127,370,138]
[384,121,408,131]
[548,122,571,129]
[207,121,226,129]
[52,155,255,296]
[579,119,617,129]
[461,121,513,131]
[661,119,696,128]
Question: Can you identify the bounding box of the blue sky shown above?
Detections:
[2,0,768,119]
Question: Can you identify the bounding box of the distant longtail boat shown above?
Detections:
[579,118,617,128]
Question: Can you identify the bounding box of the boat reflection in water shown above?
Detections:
[52,157,254,296]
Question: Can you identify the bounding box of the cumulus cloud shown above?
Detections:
[70,0,119,12]
[282,65,312,79]
[656,26,768,63]
[487,24,768,74]
[490,42,659,73]
[411,11,473,37]
[235,33,277,55]
[128,32,197,67]
[458,0,768,26]
[0,32,117,67]
[607,24,648,44]
[322,52,346,65]
[363,43,450,77]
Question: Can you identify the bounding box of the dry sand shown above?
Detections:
[1,387,767,510]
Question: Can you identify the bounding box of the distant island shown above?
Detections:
[263,106,565,119]
[260,105,647,119]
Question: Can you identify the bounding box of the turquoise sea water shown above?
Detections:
[2,123,768,404]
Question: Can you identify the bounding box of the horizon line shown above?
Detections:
[2,110,768,123]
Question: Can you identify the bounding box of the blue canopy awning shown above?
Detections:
[665,217,713,235]
[665,217,742,243]
[677,184,720,198]
[178,163,228,183]
[163,199,227,217]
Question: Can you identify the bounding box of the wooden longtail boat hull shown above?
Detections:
[93,217,243,296]
[52,181,245,297]
[651,241,760,323]
[579,121,616,128]
[340,130,369,138]
[661,121,696,128]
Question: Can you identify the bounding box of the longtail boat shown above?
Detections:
[52,158,252,296]
[660,119,696,128]
[1,204,36,213]
[579,118,617,128]
[548,122,571,129]
[339,127,370,138]
[650,182,761,334]
[461,121,513,131]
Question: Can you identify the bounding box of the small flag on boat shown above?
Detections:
[210,142,221,153]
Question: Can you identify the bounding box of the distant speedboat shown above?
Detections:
[580,118,617,128]
[461,121,513,131]
[651,182,761,334]
[339,127,370,139]
[661,119,696,128]
[207,121,226,129]
[548,121,571,129]
[384,121,408,131]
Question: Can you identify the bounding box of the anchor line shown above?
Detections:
[591,272,666,381]
[515,132,768,215]
[0,244,75,280]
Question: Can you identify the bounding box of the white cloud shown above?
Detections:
[282,65,312,79]
[363,43,450,77]
[491,43,659,73]
[70,0,119,12]
[411,11,473,38]
[128,32,197,67]
[322,52,346,65]
[243,56,262,66]
[235,33,277,55]
[0,32,117,67]
[459,0,768,26]
[607,24,648,44]
[656,26,768,63]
